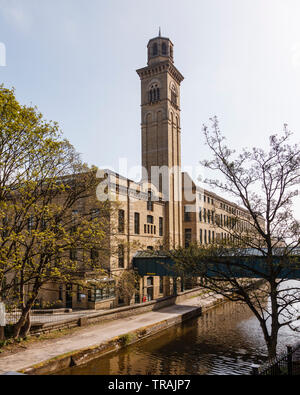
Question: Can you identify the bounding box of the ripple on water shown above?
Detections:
[57,296,300,376]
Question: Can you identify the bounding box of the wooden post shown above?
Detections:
[0,326,4,341]
[251,365,259,376]
[287,345,293,376]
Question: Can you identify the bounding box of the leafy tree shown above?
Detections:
[171,117,300,360]
[0,86,113,338]
[116,270,141,305]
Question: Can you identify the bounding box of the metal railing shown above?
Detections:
[252,343,300,376]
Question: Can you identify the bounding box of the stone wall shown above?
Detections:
[22,304,203,375]
[29,287,203,336]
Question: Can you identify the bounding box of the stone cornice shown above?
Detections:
[136,61,184,84]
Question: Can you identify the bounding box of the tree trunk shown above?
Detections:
[19,313,31,339]
[269,279,279,360]
[13,302,33,339]
[267,340,278,360]
[13,309,28,339]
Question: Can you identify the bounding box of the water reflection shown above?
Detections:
[58,296,300,375]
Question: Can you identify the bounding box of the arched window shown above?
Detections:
[152,43,158,56]
[147,277,154,286]
[162,42,167,55]
[170,83,177,106]
[149,83,160,103]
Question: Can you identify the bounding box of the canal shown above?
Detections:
[58,285,300,375]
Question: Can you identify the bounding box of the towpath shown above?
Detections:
[0,293,221,374]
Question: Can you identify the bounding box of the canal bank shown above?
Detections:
[0,291,226,375]
[58,289,300,376]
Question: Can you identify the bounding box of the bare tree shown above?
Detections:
[171,117,300,360]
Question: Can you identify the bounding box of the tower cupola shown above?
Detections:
[147,29,174,66]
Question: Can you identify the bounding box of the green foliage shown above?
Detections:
[116,270,141,305]
[0,85,113,338]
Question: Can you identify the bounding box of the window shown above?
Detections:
[199,208,202,222]
[2,216,8,238]
[70,224,77,235]
[90,285,115,302]
[147,190,154,211]
[152,43,158,56]
[72,210,79,222]
[170,83,177,106]
[159,217,163,236]
[70,248,77,261]
[147,215,154,224]
[41,217,47,231]
[95,286,115,302]
[118,210,125,233]
[147,200,154,211]
[171,90,177,106]
[77,286,82,303]
[135,293,140,304]
[160,276,164,293]
[185,229,192,248]
[90,248,99,261]
[59,285,63,301]
[118,245,125,268]
[147,277,154,286]
[71,210,79,232]
[208,210,211,224]
[184,206,191,222]
[91,208,100,220]
[149,84,160,104]
[88,288,94,302]
[134,213,140,235]
[204,230,207,244]
[162,42,167,55]
[200,229,203,244]
[28,215,34,232]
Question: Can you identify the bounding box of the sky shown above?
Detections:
[0,0,299,217]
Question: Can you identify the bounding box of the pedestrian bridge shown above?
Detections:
[132,249,300,279]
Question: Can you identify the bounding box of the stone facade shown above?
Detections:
[34,33,260,310]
